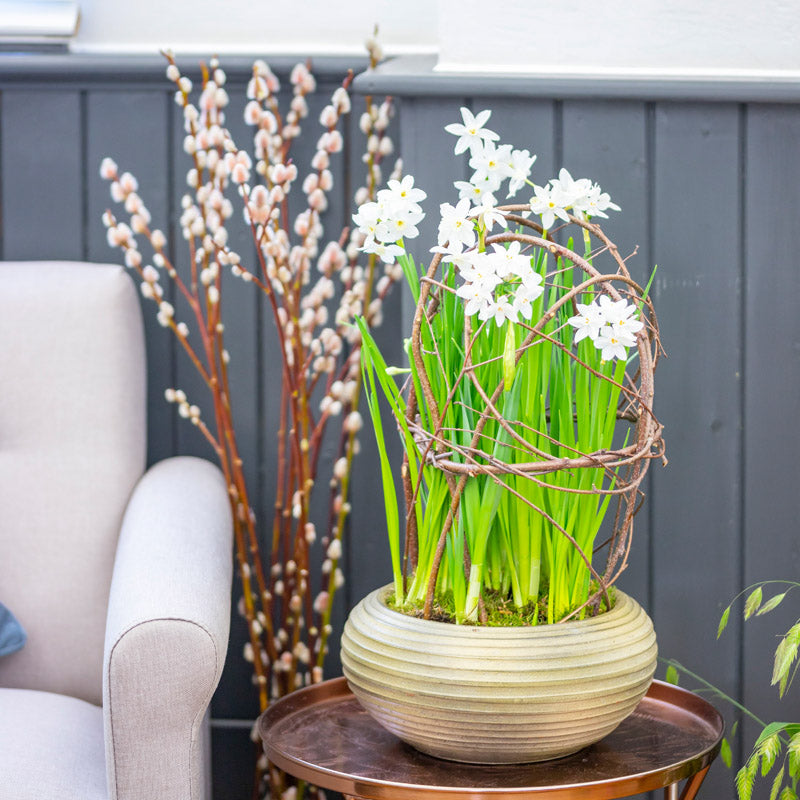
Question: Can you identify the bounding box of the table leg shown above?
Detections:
[665,766,710,800]
[681,766,711,800]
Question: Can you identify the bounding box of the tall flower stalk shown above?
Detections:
[101,40,398,797]
[357,108,664,626]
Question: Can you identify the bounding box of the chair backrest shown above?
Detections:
[0,261,146,706]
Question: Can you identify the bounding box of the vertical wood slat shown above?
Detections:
[742,104,800,761]
[651,102,743,798]
[85,89,175,466]
[561,101,652,611]
[560,103,654,800]
[1,90,83,260]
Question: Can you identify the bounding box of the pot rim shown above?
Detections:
[367,583,642,635]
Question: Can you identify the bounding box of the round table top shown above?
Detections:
[258,677,723,800]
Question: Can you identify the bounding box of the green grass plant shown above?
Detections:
[360,225,653,625]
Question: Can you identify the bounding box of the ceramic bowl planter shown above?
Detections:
[341,585,657,764]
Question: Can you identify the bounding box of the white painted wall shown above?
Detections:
[71,0,438,55]
[66,0,800,79]
[436,0,800,78]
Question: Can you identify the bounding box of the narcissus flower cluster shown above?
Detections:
[353,107,641,359]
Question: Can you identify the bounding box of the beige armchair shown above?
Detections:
[0,261,233,800]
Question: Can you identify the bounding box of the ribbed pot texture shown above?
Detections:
[341,586,657,764]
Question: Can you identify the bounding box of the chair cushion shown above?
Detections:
[0,261,146,705]
[0,602,26,657]
[0,688,107,800]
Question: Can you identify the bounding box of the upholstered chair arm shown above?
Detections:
[103,456,233,800]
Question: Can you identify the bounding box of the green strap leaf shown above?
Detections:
[503,321,516,392]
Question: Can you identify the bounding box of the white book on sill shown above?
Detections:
[0,1,80,47]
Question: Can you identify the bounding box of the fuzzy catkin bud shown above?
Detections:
[344,411,363,433]
[327,539,342,560]
[313,591,329,614]
[332,457,348,480]
[378,136,394,156]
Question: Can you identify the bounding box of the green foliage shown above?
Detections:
[737,760,757,800]
[759,593,788,616]
[360,241,640,625]
[745,586,764,620]
[722,737,733,768]
[718,582,800,699]
[719,604,731,637]
[661,644,800,800]
[771,767,786,800]
[758,733,782,776]
[773,623,800,697]
[665,664,679,686]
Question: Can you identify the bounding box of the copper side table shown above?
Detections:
[259,677,723,800]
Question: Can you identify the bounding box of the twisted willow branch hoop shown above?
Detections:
[404,206,664,620]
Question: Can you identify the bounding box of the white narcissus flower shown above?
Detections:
[454,179,496,206]
[568,295,642,357]
[444,107,500,155]
[479,294,516,326]
[518,267,545,300]
[458,252,501,289]
[361,238,405,265]
[487,241,528,279]
[455,279,495,317]
[594,329,630,362]
[469,141,513,187]
[552,168,592,210]
[529,184,570,230]
[511,288,536,320]
[430,243,477,271]
[568,301,606,343]
[472,202,507,232]
[438,198,476,249]
[506,149,536,197]
[385,175,426,213]
[510,267,544,320]
[598,295,642,331]
[352,202,381,239]
[379,209,424,242]
[581,183,621,219]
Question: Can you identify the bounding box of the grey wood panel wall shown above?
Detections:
[394,89,799,800]
[2,54,799,799]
